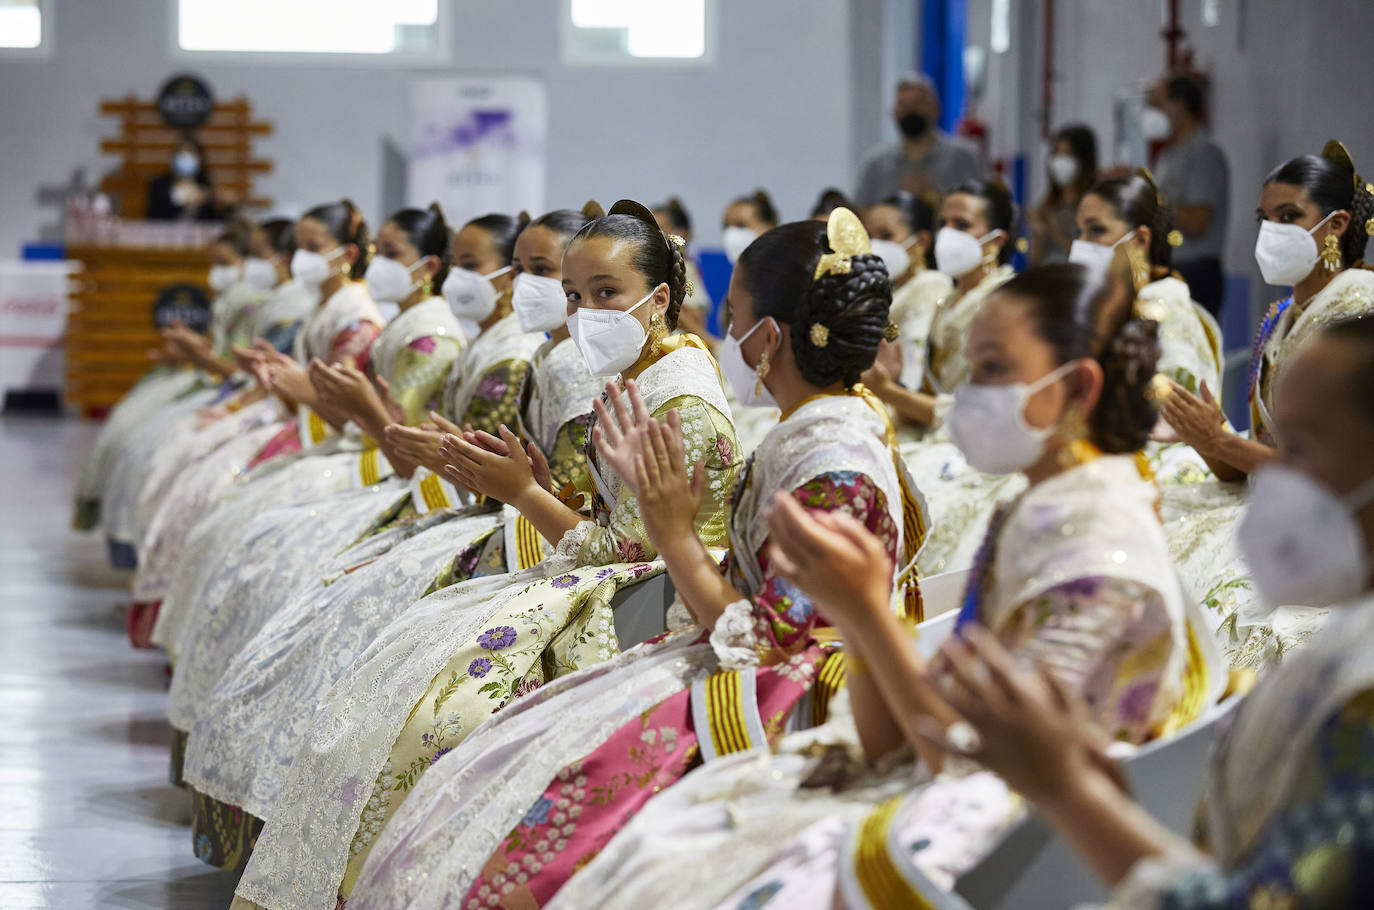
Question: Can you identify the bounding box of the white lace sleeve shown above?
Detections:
[551,519,596,570]
[709,599,758,670]
[665,594,696,632]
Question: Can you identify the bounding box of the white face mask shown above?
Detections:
[442,265,512,322]
[207,264,241,293]
[1139,106,1171,141]
[719,316,778,409]
[1238,465,1374,609]
[946,360,1080,475]
[1067,230,1138,278]
[1253,211,1337,286]
[365,255,426,304]
[291,248,344,291]
[511,272,569,333]
[722,226,757,265]
[870,238,914,280]
[934,226,1001,278]
[567,290,654,377]
[243,257,278,291]
[173,150,200,177]
[1047,153,1080,186]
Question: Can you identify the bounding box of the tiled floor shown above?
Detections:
[0,416,239,908]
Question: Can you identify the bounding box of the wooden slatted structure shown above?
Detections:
[64,95,274,416]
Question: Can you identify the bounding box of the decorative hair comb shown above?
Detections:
[813,207,872,280]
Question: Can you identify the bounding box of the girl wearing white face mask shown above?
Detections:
[671,263,1221,910]
[232,201,741,910]
[1071,172,1224,455]
[879,318,1374,910]
[720,188,779,266]
[861,190,952,395]
[1030,124,1097,266]
[1159,140,1374,483]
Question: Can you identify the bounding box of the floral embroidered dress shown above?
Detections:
[179,333,599,866]
[922,265,1014,396]
[345,391,926,910]
[1107,593,1374,909]
[75,278,271,538]
[706,455,1222,910]
[149,281,384,658]
[233,338,739,910]
[163,296,461,755]
[888,268,954,390]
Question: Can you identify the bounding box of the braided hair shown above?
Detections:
[569,200,689,329]
[303,199,372,273]
[1265,149,1373,267]
[1000,262,1161,453]
[736,220,892,387]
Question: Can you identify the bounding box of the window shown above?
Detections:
[0,0,46,54]
[176,0,444,58]
[564,0,710,64]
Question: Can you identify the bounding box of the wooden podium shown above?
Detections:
[64,95,273,417]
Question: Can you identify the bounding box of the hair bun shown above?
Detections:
[794,251,892,387]
[582,200,607,219]
[1095,317,1161,452]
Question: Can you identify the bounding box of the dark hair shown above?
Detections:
[303,199,372,274]
[465,213,522,265]
[528,207,598,248]
[570,200,689,328]
[1047,124,1098,203]
[652,197,692,235]
[1264,152,1373,268]
[174,133,212,186]
[1165,74,1205,119]
[1322,316,1374,428]
[879,191,935,267]
[999,262,1160,453]
[1087,173,1175,270]
[214,218,256,257]
[388,204,451,289]
[731,189,779,228]
[947,179,1017,264]
[259,218,295,256]
[809,187,855,219]
[736,220,891,387]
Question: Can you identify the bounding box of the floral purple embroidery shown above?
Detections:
[521,795,553,827]
[429,747,452,765]
[406,335,437,354]
[616,539,647,562]
[714,434,734,467]
[550,574,579,589]
[514,678,542,698]
[1116,681,1158,728]
[475,373,508,402]
[477,625,518,651]
[468,657,492,678]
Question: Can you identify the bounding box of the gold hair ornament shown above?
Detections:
[1167,230,1184,247]
[884,322,900,343]
[813,207,872,280]
[1322,140,1357,187]
[810,323,830,347]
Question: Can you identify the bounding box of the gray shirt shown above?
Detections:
[854,131,982,208]
[1154,128,1230,264]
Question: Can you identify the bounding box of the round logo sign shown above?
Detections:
[152,283,212,332]
[156,74,215,129]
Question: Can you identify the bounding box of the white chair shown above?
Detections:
[952,695,1242,908]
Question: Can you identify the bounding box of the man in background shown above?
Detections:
[855,73,981,208]
[1145,73,1231,315]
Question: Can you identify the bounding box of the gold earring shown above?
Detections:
[1321,231,1342,271]
[340,261,351,278]
[1126,243,1151,290]
[755,347,771,399]
[648,313,666,356]
[1056,406,1096,469]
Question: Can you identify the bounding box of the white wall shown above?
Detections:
[0,0,859,258]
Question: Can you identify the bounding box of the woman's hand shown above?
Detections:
[460,426,556,495]
[591,380,652,496]
[438,425,540,508]
[264,353,314,402]
[764,492,893,627]
[916,626,1129,805]
[384,423,449,476]
[630,409,706,549]
[308,359,382,421]
[1159,379,1227,455]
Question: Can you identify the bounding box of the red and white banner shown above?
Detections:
[0,261,72,396]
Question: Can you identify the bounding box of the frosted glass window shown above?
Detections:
[566,0,708,61]
[0,0,43,50]
[177,0,441,56]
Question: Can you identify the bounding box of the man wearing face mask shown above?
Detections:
[854,73,982,209]
[1143,74,1230,315]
